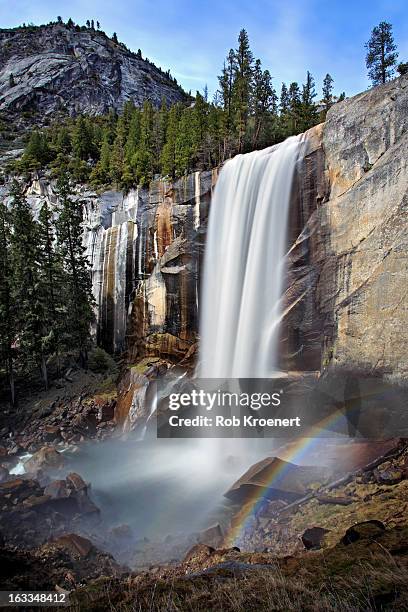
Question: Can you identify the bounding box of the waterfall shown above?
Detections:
[199,136,303,378]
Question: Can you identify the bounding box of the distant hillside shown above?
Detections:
[0,22,189,124]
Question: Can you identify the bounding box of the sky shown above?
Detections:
[1,0,407,99]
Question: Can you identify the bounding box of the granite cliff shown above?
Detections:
[285,74,408,382]
[0,23,187,124]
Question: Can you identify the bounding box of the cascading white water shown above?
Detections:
[199,136,303,378]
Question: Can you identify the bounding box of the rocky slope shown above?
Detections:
[0,23,188,123]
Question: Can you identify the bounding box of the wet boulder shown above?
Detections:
[341,520,386,545]
[225,457,330,504]
[24,447,65,474]
[301,527,330,550]
[52,533,93,558]
[44,480,70,499]
[374,467,404,485]
[197,524,223,548]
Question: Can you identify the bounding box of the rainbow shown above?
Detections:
[223,400,373,547]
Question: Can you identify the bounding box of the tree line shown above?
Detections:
[0,175,94,405]
[15,29,340,189]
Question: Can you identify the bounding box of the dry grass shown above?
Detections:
[69,550,408,612]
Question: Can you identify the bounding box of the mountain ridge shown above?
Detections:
[0,22,189,124]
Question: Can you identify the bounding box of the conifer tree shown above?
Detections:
[232,29,254,152]
[55,172,94,365]
[322,73,334,112]
[288,82,301,133]
[38,200,64,372]
[0,197,15,405]
[300,71,317,131]
[160,104,181,178]
[252,59,277,148]
[365,21,398,85]
[9,181,48,386]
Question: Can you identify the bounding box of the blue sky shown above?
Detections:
[1,0,407,99]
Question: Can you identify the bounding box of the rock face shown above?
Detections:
[7,169,215,359]
[283,75,408,382]
[0,23,187,122]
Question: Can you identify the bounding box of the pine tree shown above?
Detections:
[397,62,408,76]
[153,97,168,163]
[112,32,118,44]
[9,181,48,386]
[288,82,301,133]
[365,21,398,85]
[191,92,208,167]
[217,49,236,158]
[322,73,334,111]
[55,172,94,365]
[22,130,51,170]
[232,29,254,152]
[252,59,277,148]
[300,71,317,131]
[0,196,16,405]
[38,200,64,374]
[175,108,194,175]
[72,116,94,161]
[160,104,181,178]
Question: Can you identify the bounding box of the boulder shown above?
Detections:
[44,480,70,499]
[301,527,330,550]
[42,426,61,442]
[316,495,354,506]
[197,524,223,548]
[0,466,9,483]
[24,447,64,473]
[374,468,404,485]
[52,533,93,558]
[66,473,87,492]
[225,457,330,504]
[341,520,386,545]
[183,543,215,563]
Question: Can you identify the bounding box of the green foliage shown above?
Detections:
[365,21,398,85]
[55,172,95,366]
[0,175,96,401]
[397,62,408,76]
[16,29,331,189]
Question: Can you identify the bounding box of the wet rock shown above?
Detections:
[374,468,404,485]
[301,527,330,550]
[110,524,133,540]
[316,494,354,506]
[24,447,64,473]
[0,466,9,483]
[197,524,223,548]
[44,480,70,499]
[53,534,93,558]
[225,457,330,504]
[42,426,61,442]
[183,543,215,563]
[66,473,87,492]
[341,520,386,545]
[98,401,116,422]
